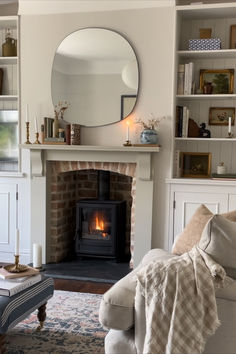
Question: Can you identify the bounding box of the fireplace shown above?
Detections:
[75,199,126,261]
[25,145,157,267]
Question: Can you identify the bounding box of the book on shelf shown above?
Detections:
[0,273,42,296]
[211,173,236,180]
[0,265,39,279]
[176,105,189,138]
[173,150,182,178]
[180,62,194,96]
[44,117,54,139]
[184,63,189,95]
[70,123,81,145]
[65,124,71,145]
[177,64,185,95]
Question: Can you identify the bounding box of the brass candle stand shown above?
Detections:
[227,132,234,138]
[123,140,132,146]
[4,255,28,273]
[34,132,41,144]
[24,122,32,144]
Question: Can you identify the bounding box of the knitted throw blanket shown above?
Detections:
[137,247,232,354]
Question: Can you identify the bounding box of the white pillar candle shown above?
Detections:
[34,115,38,132]
[15,229,20,255]
[26,104,29,123]
[228,117,232,134]
[126,121,130,141]
[33,243,42,268]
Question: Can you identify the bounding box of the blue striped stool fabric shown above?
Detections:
[0,277,54,334]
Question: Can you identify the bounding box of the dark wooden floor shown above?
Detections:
[54,278,112,294]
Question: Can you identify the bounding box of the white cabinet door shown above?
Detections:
[0,183,17,257]
[173,191,228,242]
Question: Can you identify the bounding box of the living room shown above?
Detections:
[0,0,236,353]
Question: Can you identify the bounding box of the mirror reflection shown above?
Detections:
[51,28,139,127]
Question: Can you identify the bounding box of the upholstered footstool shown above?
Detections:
[0,276,54,353]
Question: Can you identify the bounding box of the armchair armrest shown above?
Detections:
[99,248,175,330]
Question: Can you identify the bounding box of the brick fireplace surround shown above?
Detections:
[24,145,158,267]
[50,161,136,263]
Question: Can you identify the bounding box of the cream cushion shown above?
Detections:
[198,214,236,279]
[172,204,236,255]
[99,249,176,330]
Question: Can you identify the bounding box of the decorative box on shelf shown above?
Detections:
[189,38,221,51]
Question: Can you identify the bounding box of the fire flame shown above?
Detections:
[95,216,104,231]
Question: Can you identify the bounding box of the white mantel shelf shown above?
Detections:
[21,144,159,180]
[21,144,160,152]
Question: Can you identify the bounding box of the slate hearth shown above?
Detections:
[43,257,130,284]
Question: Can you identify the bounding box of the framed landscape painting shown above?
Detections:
[199,69,234,94]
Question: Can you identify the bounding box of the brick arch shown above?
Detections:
[52,161,136,178]
[50,161,137,267]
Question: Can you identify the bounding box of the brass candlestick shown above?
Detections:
[34,132,41,144]
[227,132,234,138]
[24,122,32,144]
[4,254,28,273]
[123,140,132,146]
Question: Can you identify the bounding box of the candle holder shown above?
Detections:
[227,132,234,138]
[4,255,28,273]
[33,132,41,144]
[123,140,132,146]
[24,122,32,144]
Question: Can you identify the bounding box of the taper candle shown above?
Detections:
[15,229,20,255]
[34,115,38,133]
[26,104,29,123]
[126,121,130,141]
[228,117,232,134]
[33,243,42,268]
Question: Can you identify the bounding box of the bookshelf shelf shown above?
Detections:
[175,137,236,142]
[0,56,17,64]
[177,49,236,59]
[176,94,236,100]
[0,95,18,100]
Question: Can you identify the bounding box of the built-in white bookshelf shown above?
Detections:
[0,15,19,172]
[174,2,236,177]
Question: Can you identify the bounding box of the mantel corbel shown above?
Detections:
[137,153,152,180]
[30,149,43,177]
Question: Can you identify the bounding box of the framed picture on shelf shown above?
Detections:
[199,69,234,94]
[209,107,235,126]
[230,25,236,49]
[120,95,136,120]
[180,152,212,178]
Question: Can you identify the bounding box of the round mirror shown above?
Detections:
[51,28,139,127]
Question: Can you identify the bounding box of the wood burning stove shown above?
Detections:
[75,171,126,261]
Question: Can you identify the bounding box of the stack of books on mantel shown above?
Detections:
[0,266,41,297]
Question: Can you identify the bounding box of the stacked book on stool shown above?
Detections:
[0,266,41,297]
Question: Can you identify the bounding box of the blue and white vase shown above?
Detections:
[140,129,158,144]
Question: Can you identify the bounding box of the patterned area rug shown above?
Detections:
[7,290,107,354]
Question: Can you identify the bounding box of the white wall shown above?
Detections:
[20,6,175,253]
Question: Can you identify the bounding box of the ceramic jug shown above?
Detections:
[2,36,17,57]
[140,129,158,144]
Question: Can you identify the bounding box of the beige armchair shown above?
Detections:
[99,247,236,354]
